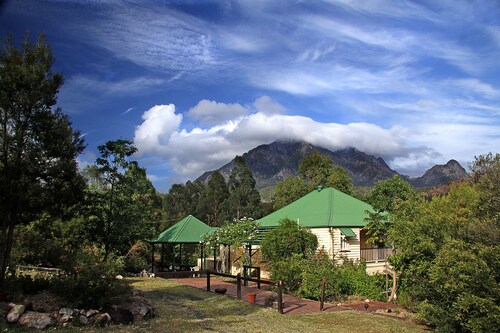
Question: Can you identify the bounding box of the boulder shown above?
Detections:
[7,304,25,323]
[18,311,55,329]
[92,313,111,327]
[59,307,74,317]
[78,315,89,325]
[22,299,33,311]
[125,295,155,322]
[102,306,134,325]
[85,309,99,317]
[214,288,227,294]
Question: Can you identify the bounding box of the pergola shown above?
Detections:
[149,215,216,272]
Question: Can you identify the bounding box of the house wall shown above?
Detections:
[310,228,333,257]
[310,227,362,262]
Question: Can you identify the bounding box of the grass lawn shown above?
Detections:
[2,277,428,332]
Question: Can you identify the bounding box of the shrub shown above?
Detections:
[124,240,151,273]
[124,255,149,273]
[1,274,52,299]
[270,254,306,292]
[299,256,385,302]
[51,250,130,308]
[261,219,318,263]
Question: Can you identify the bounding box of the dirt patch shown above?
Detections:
[25,290,66,313]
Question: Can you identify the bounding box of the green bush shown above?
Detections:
[50,251,130,308]
[124,255,149,273]
[261,219,318,263]
[300,255,338,300]
[0,274,52,299]
[270,254,306,292]
[298,256,385,302]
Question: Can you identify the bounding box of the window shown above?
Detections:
[340,235,350,251]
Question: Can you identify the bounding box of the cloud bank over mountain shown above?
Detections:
[134,97,444,183]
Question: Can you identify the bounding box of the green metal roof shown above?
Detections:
[340,227,356,237]
[257,187,375,228]
[150,215,214,244]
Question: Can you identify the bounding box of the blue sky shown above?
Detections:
[1,0,499,192]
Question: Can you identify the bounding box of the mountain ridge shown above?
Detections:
[196,140,468,189]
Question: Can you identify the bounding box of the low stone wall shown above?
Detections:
[3,289,154,329]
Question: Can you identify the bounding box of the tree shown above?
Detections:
[0,34,85,281]
[227,156,261,220]
[261,219,318,263]
[388,178,500,332]
[365,175,415,245]
[198,171,229,226]
[298,151,353,194]
[368,175,415,213]
[273,176,309,210]
[325,166,353,195]
[298,151,333,189]
[86,139,156,260]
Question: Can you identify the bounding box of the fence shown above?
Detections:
[360,248,392,262]
[205,270,284,314]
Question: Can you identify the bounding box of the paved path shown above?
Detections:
[168,276,398,315]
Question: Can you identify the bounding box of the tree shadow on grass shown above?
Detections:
[125,279,264,321]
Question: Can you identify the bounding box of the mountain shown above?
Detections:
[409,159,468,188]
[196,141,468,189]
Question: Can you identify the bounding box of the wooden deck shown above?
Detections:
[168,276,399,315]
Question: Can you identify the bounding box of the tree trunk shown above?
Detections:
[0,216,16,285]
[387,269,398,303]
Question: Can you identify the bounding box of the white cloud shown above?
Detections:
[186,100,249,125]
[253,96,285,115]
[134,100,433,182]
[134,104,183,156]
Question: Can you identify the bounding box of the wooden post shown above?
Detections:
[151,243,154,274]
[236,273,241,300]
[385,272,389,300]
[277,280,283,314]
[320,277,326,311]
[213,246,217,272]
[228,245,231,274]
[248,244,252,267]
[243,265,248,287]
[173,244,176,271]
[257,267,261,289]
[179,243,183,268]
[161,243,165,271]
[206,270,211,292]
[200,243,204,271]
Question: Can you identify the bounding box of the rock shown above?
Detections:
[86,309,99,317]
[78,315,89,325]
[7,304,25,323]
[59,307,74,317]
[59,314,72,324]
[365,299,370,303]
[125,296,155,322]
[18,311,55,329]
[22,299,33,311]
[93,313,111,327]
[103,306,133,325]
[115,275,123,280]
[132,289,144,297]
[214,287,227,294]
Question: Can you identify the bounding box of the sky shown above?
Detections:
[1,0,499,192]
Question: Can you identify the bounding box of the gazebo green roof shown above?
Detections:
[150,215,214,244]
[257,187,375,229]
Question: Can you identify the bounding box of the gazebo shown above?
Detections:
[149,215,216,272]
